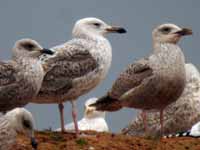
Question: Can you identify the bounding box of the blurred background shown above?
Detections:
[0,0,199,132]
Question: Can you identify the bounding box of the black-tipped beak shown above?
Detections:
[31,137,38,150]
[41,48,54,55]
[175,28,193,36]
[106,26,127,34]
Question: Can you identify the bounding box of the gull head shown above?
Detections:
[13,38,54,59]
[72,17,126,38]
[84,97,106,119]
[5,108,38,149]
[152,23,192,44]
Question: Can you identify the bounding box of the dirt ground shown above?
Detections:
[14,131,200,150]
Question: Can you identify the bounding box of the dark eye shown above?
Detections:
[93,23,101,27]
[21,43,35,50]
[23,119,32,129]
[161,27,171,33]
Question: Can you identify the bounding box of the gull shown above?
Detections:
[0,39,53,112]
[90,23,192,135]
[163,120,200,138]
[56,97,109,132]
[122,63,200,136]
[0,108,37,150]
[31,17,126,135]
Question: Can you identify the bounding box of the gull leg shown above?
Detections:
[160,109,164,135]
[58,103,65,133]
[141,110,147,133]
[71,100,79,137]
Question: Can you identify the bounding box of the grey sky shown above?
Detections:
[0,0,199,132]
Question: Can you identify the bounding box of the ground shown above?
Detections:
[14,131,200,150]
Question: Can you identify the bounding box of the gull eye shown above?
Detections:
[161,27,171,34]
[93,23,101,27]
[23,119,32,129]
[21,43,35,50]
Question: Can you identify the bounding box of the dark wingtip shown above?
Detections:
[89,95,122,111]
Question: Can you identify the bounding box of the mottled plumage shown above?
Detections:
[35,38,111,102]
[31,17,126,134]
[0,39,53,112]
[0,108,36,150]
[115,43,185,110]
[122,63,200,136]
[90,23,192,134]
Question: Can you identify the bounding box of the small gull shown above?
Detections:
[56,97,109,132]
[0,108,37,150]
[0,39,53,112]
[90,23,192,135]
[122,63,200,136]
[31,17,126,135]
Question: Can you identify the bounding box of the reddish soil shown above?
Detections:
[14,131,200,150]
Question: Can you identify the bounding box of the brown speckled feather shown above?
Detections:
[0,61,18,86]
[40,43,99,96]
[0,116,17,150]
[0,58,45,112]
[122,63,200,136]
[109,58,153,99]
[91,43,186,112]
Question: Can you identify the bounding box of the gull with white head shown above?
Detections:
[56,97,109,132]
[0,108,37,150]
[0,39,54,112]
[32,17,126,136]
[32,18,126,135]
[90,23,192,135]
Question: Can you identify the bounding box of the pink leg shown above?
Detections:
[160,109,164,135]
[71,101,79,137]
[141,110,147,133]
[58,103,65,133]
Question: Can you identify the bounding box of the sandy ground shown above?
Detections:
[14,131,200,150]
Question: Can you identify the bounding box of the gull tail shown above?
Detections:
[163,131,191,138]
[89,94,122,111]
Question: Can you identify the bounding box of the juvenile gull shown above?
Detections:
[31,17,126,134]
[0,39,53,112]
[122,63,200,136]
[56,97,109,132]
[90,23,192,134]
[0,108,37,150]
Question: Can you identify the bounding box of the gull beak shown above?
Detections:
[40,48,54,55]
[106,26,127,34]
[31,137,38,150]
[175,28,193,36]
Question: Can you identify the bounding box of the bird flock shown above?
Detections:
[0,17,200,149]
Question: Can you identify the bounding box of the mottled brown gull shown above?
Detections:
[0,108,37,150]
[0,39,53,112]
[90,23,192,134]
[31,17,126,135]
[122,63,200,136]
